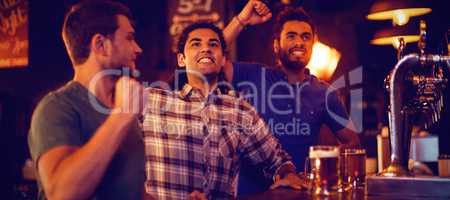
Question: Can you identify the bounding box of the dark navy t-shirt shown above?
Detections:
[232,62,348,194]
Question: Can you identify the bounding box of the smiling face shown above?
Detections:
[275,20,314,70]
[177,28,224,79]
[107,15,142,70]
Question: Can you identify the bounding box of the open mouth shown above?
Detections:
[197,56,215,64]
[289,48,306,56]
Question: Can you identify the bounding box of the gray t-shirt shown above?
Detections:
[28,81,145,200]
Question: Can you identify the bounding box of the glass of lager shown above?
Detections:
[309,145,340,196]
[340,148,366,190]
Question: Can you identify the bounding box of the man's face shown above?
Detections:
[177,28,224,79]
[276,20,314,70]
[108,15,142,70]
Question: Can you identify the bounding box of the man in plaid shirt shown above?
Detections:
[143,22,303,199]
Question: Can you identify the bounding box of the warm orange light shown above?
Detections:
[448,44,450,56]
[371,35,420,47]
[306,42,340,81]
[367,8,431,26]
[367,8,431,20]
[393,10,409,26]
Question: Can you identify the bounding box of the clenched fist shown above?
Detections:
[238,0,272,26]
[114,76,144,116]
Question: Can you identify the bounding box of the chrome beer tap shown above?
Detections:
[381,54,449,177]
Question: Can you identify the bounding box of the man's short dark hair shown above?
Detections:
[273,7,316,40]
[177,22,227,55]
[62,0,133,65]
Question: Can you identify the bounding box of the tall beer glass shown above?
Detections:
[309,145,340,196]
[341,148,366,190]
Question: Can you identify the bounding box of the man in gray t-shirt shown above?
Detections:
[29,82,145,200]
[28,1,145,199]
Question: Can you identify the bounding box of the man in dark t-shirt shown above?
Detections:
[231,62,350,169]
[222,4,360,194]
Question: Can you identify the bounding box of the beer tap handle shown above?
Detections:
[432,103,438,124]
[437,95,443,120]
[426,102,434,127]
[418,20,427,57]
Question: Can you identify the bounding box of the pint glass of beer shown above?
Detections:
[340,148,366,190]
[309,145,340,196]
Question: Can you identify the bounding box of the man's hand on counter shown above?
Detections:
[270,173,306,190]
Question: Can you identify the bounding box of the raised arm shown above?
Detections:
[223,0,272,47]
[223,1,272,83]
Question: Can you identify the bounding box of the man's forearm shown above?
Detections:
[336,126,361,146]
[223,0,272,46]
[223,16,246,47]
[43,114,135,200]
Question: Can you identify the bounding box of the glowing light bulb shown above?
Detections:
[306,42,340,81]
[392,37,400,48]
[393,10,409,26]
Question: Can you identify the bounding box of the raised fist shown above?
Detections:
[114,76,144,116]
[238,0,272,26]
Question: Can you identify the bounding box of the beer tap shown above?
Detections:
[380,53,449,177]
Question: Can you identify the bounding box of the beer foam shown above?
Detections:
[309,150,339,158]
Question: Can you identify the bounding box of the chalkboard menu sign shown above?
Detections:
[0,0,28,68]
[168,0,225,53]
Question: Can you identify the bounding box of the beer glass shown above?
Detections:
[308,145,340,196]
[340,148,366,190]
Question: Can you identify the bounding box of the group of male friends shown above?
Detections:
[28,0,359,199]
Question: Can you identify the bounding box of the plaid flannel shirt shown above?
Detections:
[143,84,293,199]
